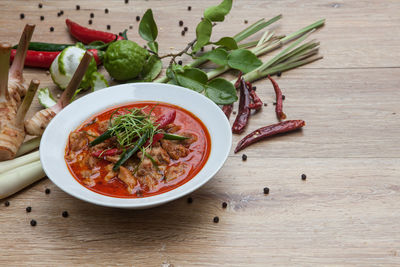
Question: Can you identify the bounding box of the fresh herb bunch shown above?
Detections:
[134,0,325,105]
[109,107,158,148]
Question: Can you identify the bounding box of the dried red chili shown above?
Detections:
[268,75,286,121]
[234,120,305,153]
[234,72,243,88]
[222,104,233,119]
[232,78,251,134]
[245,81,262,110]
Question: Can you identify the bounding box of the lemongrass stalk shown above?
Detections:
[238,40,258,49]
[0,160,45,199]
[256,31,273,47]
[0,150,39,174]
[281,19,325,44]
[15,80,40,127]
[15,137,41,157]
[237,55,323,84]
[247,29,315,77]
[274,41,319,65]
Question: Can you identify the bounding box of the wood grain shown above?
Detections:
[0,0,399,266]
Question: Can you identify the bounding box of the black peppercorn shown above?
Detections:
[88,19,92,25]
[76,5,80,10]
[181,30,185,36]
[45,188,51,194]
[222,202,227,208]
[30,220,37,226]
[38,3,43,8]
[184,26,188,32]
[26,207,32,213]
[20,13,25,19]
[179,20,183,27]
[178,60,183,65]
[62,211,69,218]
[282,95,285,100]
[301,174,307,180]
[50,27,54,32]
[213,216,219,223]
[200,47,204,52]
[125,0,129,3]
[90,13,94,18]
[263,187,270,194]
[232,111,237,115]
[129,25,133,29]
[263,103,267,107]
[57,12,61,17]
[244,20,248,24]
[60,10,64,15]
[107,25,111,30]
[187,197,193,203]
[188,6,192,11]
[4,201,10,207]
[277,71,282,77]
[105,8,109,14]
[136,16,140,22]
[40,16,44,21]
[273,102,276,105]
[252,86,256,91]
[242,154,247,161]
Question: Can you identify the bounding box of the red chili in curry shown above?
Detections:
[65,101,211,198]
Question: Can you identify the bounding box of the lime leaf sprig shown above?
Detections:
[139,9,158,54]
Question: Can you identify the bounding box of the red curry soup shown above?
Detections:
[65,101,211,198]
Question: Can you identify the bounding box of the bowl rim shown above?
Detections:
[40,82,232,209]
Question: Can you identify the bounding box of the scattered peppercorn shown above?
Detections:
[62,211,69,218]
[187,197,193,203]
[273,102,276,105]
[252,86,257,91]
[233,111,237,115]
[136,16,140,22]
[20,13,25,19]
[143,45,147,49]
[60,10,64,15]
[45,188,51,194]
[125,0,129,3]
[222,202,227,208]
[212,46,215,50]
[179,20,183,27]
[107,25,111,30]
[200,47,204,52]
[277,71,282,77]
[105,8,109,14]
[4,201,10,207]
[40,16,44,21]
[38,3,43,8]
[301,174,307,180]
[129,25,133,29]
[188,6,192,11]
[181,30,185,36]
[57,12,61,17]
[90,13,94,18]
[50,27,54,32]
[76,5,80,10]
[88,19,92,25]
[184,26,188,32]
[242,154,247,161]
[282,95,285,100]
[26,206,32,213]
[244,20,248,24]
[178,60,183,65]
[263,187,270,194]
[213,216,219,223]
[263,103,267,107]
[30,220,37,226]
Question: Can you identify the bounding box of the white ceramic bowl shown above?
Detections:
[40,83,232,209]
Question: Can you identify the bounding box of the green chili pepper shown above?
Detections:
[162,133,189,140]
[89,130,113,147]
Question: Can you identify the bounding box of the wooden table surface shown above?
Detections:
[1,0,399,266]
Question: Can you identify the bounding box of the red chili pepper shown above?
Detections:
[10,49,102,69]
[244,81,263,111]
[232,78,251,134]
[222,104,233,119]
[144,133,164,147]
[268,75,286,121]
[92,148,122,157]
[234,72,243,88]
[155,110,176,129]
[66,19,124,44]
[234,120,305,153]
